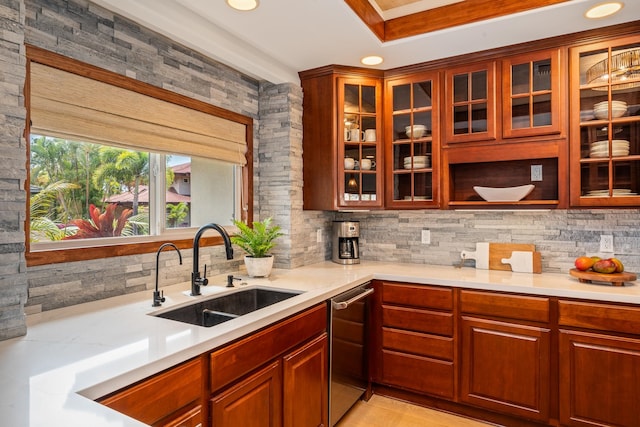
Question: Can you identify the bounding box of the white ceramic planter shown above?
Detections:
[244,255,274,277]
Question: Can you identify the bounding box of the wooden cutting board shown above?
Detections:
[489,243,536,272]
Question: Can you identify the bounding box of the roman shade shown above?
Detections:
[30,63,247,165]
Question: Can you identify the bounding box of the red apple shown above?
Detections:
[593,259,616,274]
[574,256,596,271]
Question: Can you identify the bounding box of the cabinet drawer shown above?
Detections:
[383,327,453,361]
[381,349,454,399]
[460,290,549,323]
[210,303,327,392]
[100,358,201,426]
[383,305,453,336]
[558,300,640,335]
[382,282,453,310]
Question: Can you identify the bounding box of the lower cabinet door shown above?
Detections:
[460,316,550,422]
[210,361,282,427]
[283,333,328,427]
[559,330,640,427]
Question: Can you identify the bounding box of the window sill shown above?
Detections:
[26,233,234,267]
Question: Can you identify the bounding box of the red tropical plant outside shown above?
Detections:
[63,203,133,239]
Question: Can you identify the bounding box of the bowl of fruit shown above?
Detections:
[570,256,636,286]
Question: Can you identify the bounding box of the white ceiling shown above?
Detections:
[91,0,640,84]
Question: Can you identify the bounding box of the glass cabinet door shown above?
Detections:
[385,72,439,207]
[503,49,563,138]
[338,77,382,207]
[445,62,496,144]
[571,37,640,205]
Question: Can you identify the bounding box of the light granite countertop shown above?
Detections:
[1,260,639,426]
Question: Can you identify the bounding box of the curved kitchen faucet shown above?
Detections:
[153,242,182,307]
[192,223,234,296]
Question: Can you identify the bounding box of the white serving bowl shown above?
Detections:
[405,125,427,139]
[473,184,535,202]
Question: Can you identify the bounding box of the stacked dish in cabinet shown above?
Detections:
[584,189,638,197]
[593,100,628,120]
[589,139,630,158]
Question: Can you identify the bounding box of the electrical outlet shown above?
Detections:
[421,229,431,245]
[600,235,614,253]
[531,164,543,181]
[316,229,323,243]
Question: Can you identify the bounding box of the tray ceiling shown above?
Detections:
[352,0,571,41]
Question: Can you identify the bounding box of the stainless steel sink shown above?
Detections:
[152,288,302,327]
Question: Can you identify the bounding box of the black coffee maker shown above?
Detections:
[332,221,360,265]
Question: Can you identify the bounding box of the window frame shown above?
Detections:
[25,45,254,267]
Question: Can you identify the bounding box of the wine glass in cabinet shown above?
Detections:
[385,71,440,208]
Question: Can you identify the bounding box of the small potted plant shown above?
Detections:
[231,217,283,277]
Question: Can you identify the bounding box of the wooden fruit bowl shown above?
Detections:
[569,268,637,286]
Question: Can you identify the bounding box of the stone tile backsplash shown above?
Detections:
[337,209,640,273]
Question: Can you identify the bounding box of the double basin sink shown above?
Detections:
[153,287,302,327]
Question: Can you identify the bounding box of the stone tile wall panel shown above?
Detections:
[0,0,26,339]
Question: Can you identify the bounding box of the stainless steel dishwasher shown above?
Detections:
[329,283,374,426]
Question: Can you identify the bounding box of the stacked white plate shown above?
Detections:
[593,100,628,120]
[403,155,430,169]
[589,139,630,158]
[585,189,638,197]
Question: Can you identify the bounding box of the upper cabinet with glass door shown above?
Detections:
[339,77,383,208]
[445,61,496,144]
[502,49,564,139]
[385,72,439,208]
[570,35,640,206]
[444,49,564,145]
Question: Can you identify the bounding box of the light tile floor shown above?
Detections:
[336,394,495,427]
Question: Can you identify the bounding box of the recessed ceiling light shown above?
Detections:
[226,0,259,12]
[585,2,623,19]
[361,55,383,66]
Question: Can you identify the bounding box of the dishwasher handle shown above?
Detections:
[332,288,374,310]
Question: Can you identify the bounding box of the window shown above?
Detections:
[26,46,253,265]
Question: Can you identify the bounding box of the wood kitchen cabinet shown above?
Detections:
[459,290,551,423]
[211,361,282,427]
[300,66,384,210]
[558,300,640,427]
[443,48,567,208]
[283,334,328,427]
[502,49,565,139]
[569,34,640,206]
[209,304,328,427]
[444,48,564,145]
[211,336,328,427]
[373,281,455,399]
[385,71,440,208]
[444,61,497,144]
[99,304,327,427]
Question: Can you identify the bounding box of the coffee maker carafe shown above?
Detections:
[332,221,360,265]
